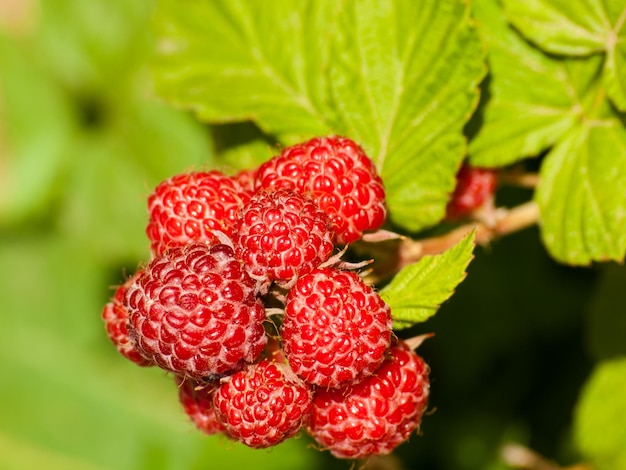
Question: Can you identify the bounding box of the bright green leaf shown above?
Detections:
[329,0,485,231]
[575,357,626,470]
[502,0,626,110]
[501,0,610,55]
[604,31,626,111]
[151,0,338,142]
[151,0,485,233]
[381,230,475,330]
[535,121,626,265]
[469,0,605,166]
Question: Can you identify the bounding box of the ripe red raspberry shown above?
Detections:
[213,359,313,448]
[445,163,497,220]
[176,376,228,436]
[307,340,430,459]
[281,267,392,388]
[255,136,386,245]
[102,272,153,367]
[124,242,267,379]
[235,189,334,291]
[234,167,258,197]
[146,170,251,257]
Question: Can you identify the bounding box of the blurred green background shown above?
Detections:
[0,1,616,469]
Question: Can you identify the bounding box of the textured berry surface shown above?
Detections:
[176,376,227,436]
[235,189,334,290]
[281,267,392,388]
[234,167,258,197]
[124,243,267,379]
[255,136,386,244]
[446,163,497,220]
[102,272,153,367]
[147,171,251,256]
[213,359,313,448]
[308,340,430,459]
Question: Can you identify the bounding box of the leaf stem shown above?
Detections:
[398,201,540,267]
[497,169,540,188]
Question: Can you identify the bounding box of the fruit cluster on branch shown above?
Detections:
[102,136,431,460]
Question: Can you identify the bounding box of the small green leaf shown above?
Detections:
[381,230,475,330]
[575,357,626,470]
[535,121,626,265]
[502,0,626,110]
[469,0,604,166]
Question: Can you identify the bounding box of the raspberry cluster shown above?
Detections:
[102,135,430,459]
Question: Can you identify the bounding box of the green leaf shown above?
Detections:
[604,32,626,111]
[151,0,338,142]
[501,0,610,55]
[535,120,626,265]
[329,0,485,231]
[381,230,475,330]
[151,0,485,233]
[575,357,626,470]
[469,0,605,166]
[502,0,626,110]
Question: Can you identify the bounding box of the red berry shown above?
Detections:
[281,267,392,388]
[234,167,258,196]
[147,171,251,257]
[124,242,267,379]
[213,359,313,448]
[255,136,386,244]
[307,340,430,459]
[235,189,334,291]
[102,272,153,367]
[445,163,497,220]
[176,376,228,436]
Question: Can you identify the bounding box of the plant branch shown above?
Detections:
[500,443,592,470]
[497,169,540,188]
[362,201,540,285]
[398,201,540,268]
